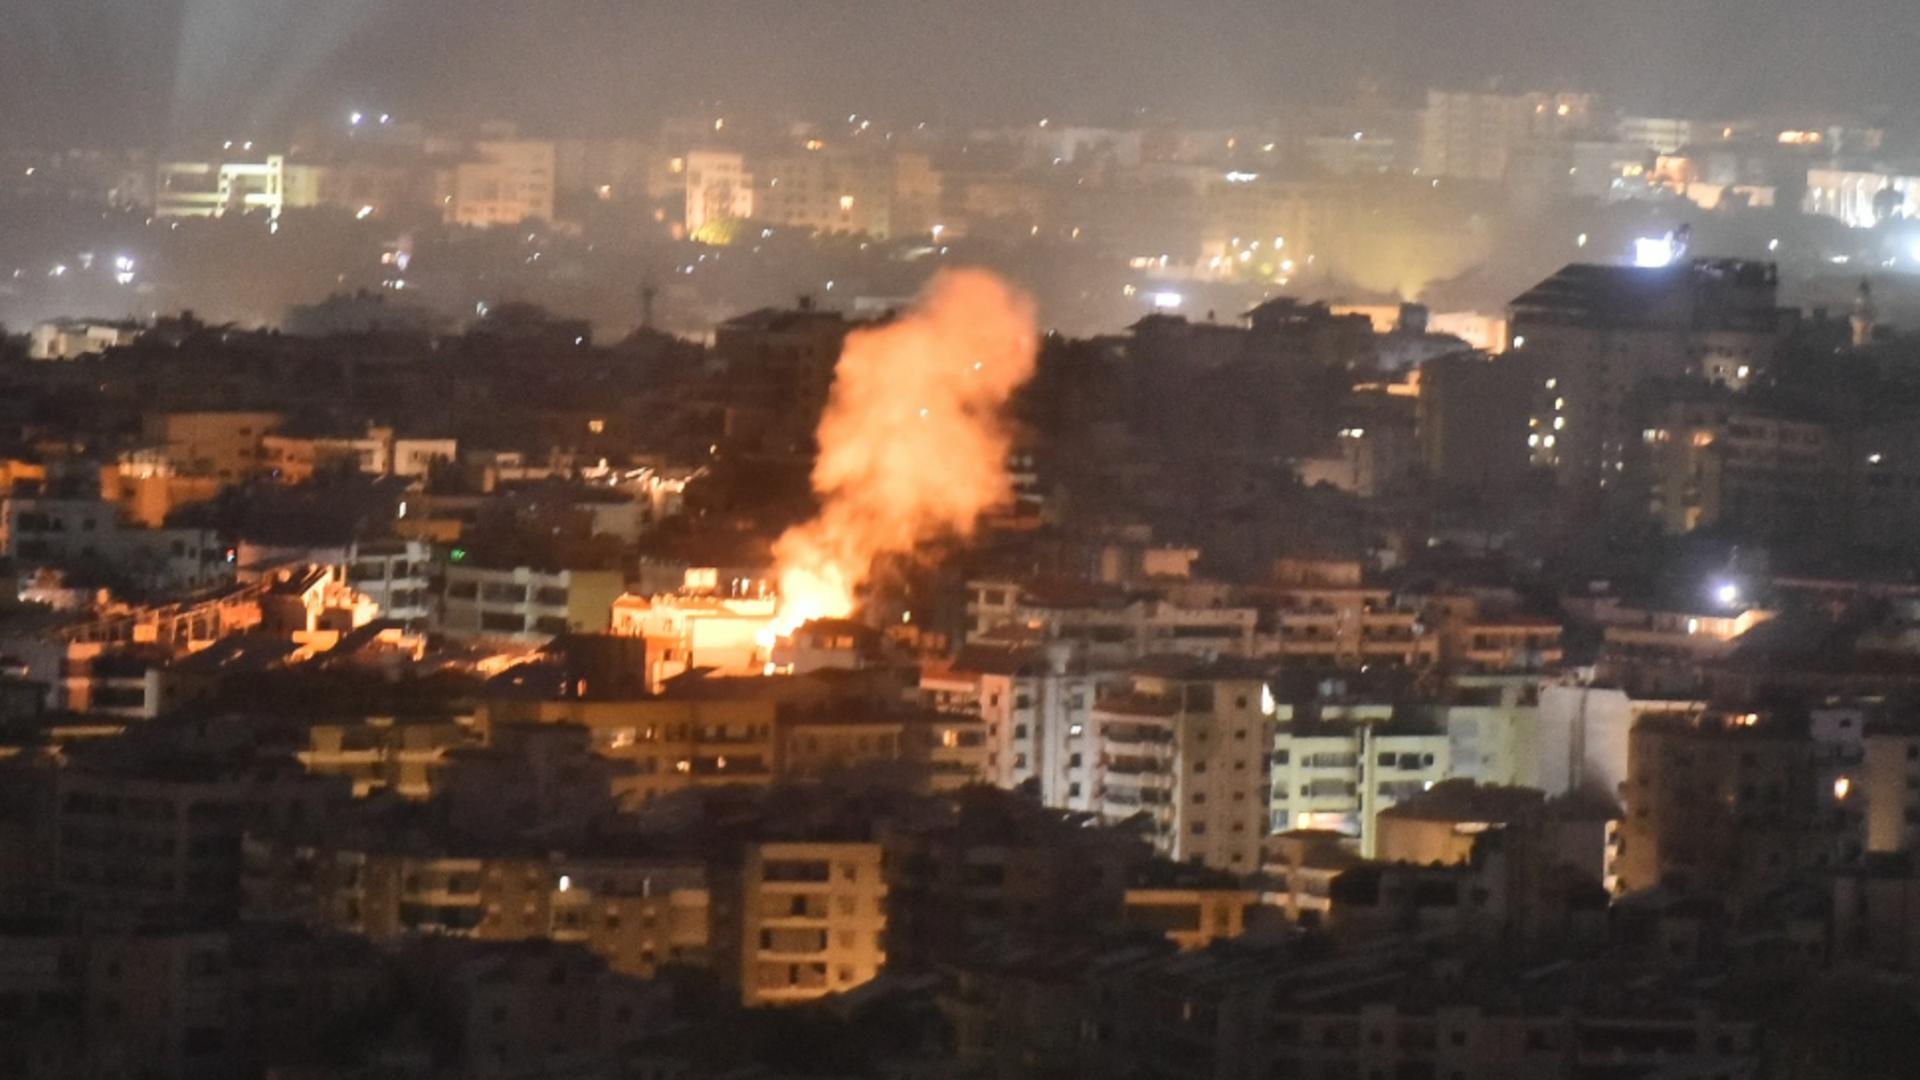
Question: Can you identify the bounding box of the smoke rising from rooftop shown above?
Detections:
[767,269,1039,635]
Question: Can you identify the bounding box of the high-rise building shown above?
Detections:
[1090,659,1273,872]
[1507,259,1795,485]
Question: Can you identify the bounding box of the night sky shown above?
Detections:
[4,0,1918,144]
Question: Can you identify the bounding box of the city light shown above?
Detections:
[1151,291,1184,309]
[1634,235,1678,268]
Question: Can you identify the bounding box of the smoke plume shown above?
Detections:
[768,269,1038,635]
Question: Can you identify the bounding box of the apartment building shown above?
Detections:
[711,841,889,1005]
[1090,660,1274,872]
[437,564,624,642]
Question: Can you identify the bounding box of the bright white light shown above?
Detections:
[349,112,364,126]
[558,875,571,893]
[1869,452,1885,465]
[1151,291,1184,310]
[1634,235,1678,268]
[1224,171,1260,183]
[1714,582,1741,608]
[1768,238,1781,252]
[1576,233,1589,248]
[379,114,391,125]
[356,205,374,220]
[1512,335,1527,349]
[114,256,135,272]
[1834,777,1853,801]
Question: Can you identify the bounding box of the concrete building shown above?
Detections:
[1644,398,1830,535]
[344,538,435,624]
[260,426,455,484]
[1258,584,1439,669]
[752,147,895,238]
[1421,90,1593,181]
[296,715,479,798]
[1121,884,1260,951]
[141,410,286,482]
[921,640,1115,809]
[437,564,624,642]
[711,841,889,1005]
[28,318,143,360]
[241,837,709,979]
[611,592,779,688]
[684,149,754,241]
[0,495,230,593]
[437,140,556,227]
[1617,712,1836,901]
[1863,720,1920,854]
[965,579,1260,665]
[1270,707,1451,857]
[1091,660,1274,872]
[1535,684,1705,799]
[1507,259,1794,486]
[1416,351,1534,496]
[155,155,286,218]
[53,750,348,923]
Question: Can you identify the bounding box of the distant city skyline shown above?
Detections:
[6,0,1919,144]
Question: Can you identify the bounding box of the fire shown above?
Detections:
[767,269,1039,638]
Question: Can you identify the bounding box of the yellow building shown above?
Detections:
[437,140,556,227]
[99,461,222,528]
[241,841,709,979]
[1122,886,1259,950]
[714,841,888,1005]
[141,410,284,482]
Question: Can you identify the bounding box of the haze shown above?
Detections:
[6,0,1916,144]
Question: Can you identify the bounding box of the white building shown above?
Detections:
[437,141,556,228]
[921,640,1117,809]
[29,319,143,361]
[437,564,624,642]
[684,150,754,240]
[964,579,1259,664]
[345,539,435,624]
[156,156,287,219]
[1090,660,1274,873]
[0,496,229,594]
[1270,705,1451,857]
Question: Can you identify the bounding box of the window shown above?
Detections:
[1191,822,1207,835]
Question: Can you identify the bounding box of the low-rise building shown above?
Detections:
[438,564,624,642]
[28,318,143,360]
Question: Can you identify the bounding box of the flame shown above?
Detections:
[767,269,1038,637]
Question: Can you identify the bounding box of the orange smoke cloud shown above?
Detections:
[768,269,1039,635]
